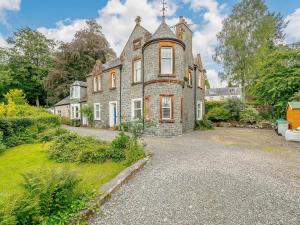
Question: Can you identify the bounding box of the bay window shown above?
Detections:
[131,98,142,120]
[160,95,174,121]
[160,47,173,75]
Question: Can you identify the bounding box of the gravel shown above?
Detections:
[65,126,300,225]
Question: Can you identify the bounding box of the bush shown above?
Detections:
[223,98,244,120]
[240,107,260,124]
[0,131,6,154]
[206,107,231,122]
[205,101,224,114]
[124,140,145,166]
[37,127,70,142]
[1,170,83,225]
[108,132,130,161]
[48,133,111,163]
[195,117,214,130]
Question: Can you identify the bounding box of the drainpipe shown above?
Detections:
[194,66,197,126]
[119,64,123,128]
[142,48,145,132]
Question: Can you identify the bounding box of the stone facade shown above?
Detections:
[54,16,206,136]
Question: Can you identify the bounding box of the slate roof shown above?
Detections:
[288,102,300,110]
[103,58,121,70]
[54,96,70,106]
[151,21,176,40]
[72,81,87,87]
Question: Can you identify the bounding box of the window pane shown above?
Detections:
[98,76,101,90]
[162,97,171,107]
[162,108,171,119]
[134,100,141,109]
[161,48,171,58]
[161,47,172,74]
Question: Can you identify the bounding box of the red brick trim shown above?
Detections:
[144,79,184,87]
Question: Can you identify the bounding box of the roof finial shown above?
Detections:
[161,0,167,22]
[135,16,141,25]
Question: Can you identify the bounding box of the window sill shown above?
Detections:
[92,90,103,94]
[109,87,116,90]
[197,86,203,89]
[158,74,176,78]
[94,119,101,121]
[159,119,175,123]
[131,82,142,86]
[187,84,193,88]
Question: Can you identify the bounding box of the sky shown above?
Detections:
[0,0,300,88]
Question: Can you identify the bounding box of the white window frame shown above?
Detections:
[70,86,80,99]
[56,109,62,117]
[197,101,203,120]
[111,73,116,88]
[133,59,142,83]
[188,71,192,86]
[161,96,172,120]
[70,104,80,120]
[198,73,201,88]
[131,98,143,120]
[160,47,173,75]
[93,76,97,92]
[97,75,102,91]
[94,103,101,120]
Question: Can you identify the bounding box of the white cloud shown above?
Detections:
[286,8,300,43]
[206,69,226,88]
[0,0,21,23]
[0,33,8,47]
[37,19,87,44]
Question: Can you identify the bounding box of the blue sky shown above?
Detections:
[0,0,300,87]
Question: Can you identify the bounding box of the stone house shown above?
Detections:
[205,87,242,101]
[54,16,206,136]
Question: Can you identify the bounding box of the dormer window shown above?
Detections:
[70,86,80,99]
[110,72,116,89]
[160,47,173,75]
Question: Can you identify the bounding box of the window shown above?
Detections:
[197,101,203,120]
[56,109,62,117]
[144,96,150,121]
[71,86,80,99]
[93,76,97,92]
[133,59,142,83]
[160,47,173,74]
[133,38,142,50]
[97,75,102,91]
[188,71,192,86]
[131,98,142,120]
[111,72,116,88]
[160,95,173,121]
[94,103,101,120]
[71,104,80,119]
[198,73,202,88]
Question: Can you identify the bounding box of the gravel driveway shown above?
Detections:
[65,126,300,225]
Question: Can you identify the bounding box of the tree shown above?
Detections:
[249,45,300,116]
[1,28,55,106]
[214,0,286,98]
[4,89,27,105]
[45,20,116,105]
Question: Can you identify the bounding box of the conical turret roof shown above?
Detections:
[151,20,176,40]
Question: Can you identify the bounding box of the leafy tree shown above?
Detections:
[214,0,286,98]
[249,45,300,116]
[4,89,27,105]
[223,98,244,120]
[1,28,55,106]
[45,20,116,105]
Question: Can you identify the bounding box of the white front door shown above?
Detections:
[109,101,118,127]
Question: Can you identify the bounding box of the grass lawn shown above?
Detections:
[0,143,126,202]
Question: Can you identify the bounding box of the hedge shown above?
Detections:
[0,115,60,148]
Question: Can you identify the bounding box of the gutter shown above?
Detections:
[142,48,145,131]
[119,64,123,127]
[194,65,197,126]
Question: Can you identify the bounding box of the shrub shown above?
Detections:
[0,131,6,154]
[223,98,244,120]
[206,107,231,122]
[61,116,71,125]
[124,140,145,166]
[1,170,83,225]
[108,132,130,162]
[240,107,260,124]
[205,101,224,114]
[4,89,27,105]
[81,106,93,126]
[195,117,214,130]
[48,133,111,163]
[37,127,70,142]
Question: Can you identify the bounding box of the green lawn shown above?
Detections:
[0,143,126,202]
